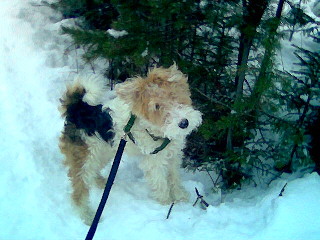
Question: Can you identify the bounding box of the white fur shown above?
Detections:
[73,75,107,106]
[162,104,202,139]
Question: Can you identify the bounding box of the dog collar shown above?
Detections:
[123,113,171,154]
[123,113,137,143]
[149,137,171,154]
[145,129,171,154]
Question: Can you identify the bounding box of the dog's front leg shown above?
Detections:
[167,155,190,203]
[140,155,172,204]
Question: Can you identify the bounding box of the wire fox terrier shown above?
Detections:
[59,64,202,224]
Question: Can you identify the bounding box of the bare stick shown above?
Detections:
[166,202,175,219]
[205,169,216,187]
[194,188,209,209]
[279,183,288,197]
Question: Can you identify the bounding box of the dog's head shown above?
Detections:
[116,64,202,139]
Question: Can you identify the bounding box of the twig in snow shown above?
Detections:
[193,188,209,209]
[214,171,222,187]
[166,202,175,219]
[205,169,216,187]
[279,183,288,197]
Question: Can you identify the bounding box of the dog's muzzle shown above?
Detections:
[178,118,189,129]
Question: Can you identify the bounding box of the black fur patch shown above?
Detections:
[66,98,115,144]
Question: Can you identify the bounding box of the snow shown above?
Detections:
[312,1,320,17]
[0,1,320,240]
[107,29,128,38]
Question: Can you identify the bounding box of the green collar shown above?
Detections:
[123,113,171,154]
[145,129,162,141]
[123,114,136,144]
[150,137,171,154]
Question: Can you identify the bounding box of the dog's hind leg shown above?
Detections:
[69,166,95,225]
[59,127,95,225]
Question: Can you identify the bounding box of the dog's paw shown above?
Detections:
[171,187,190,203]
[95,175,107,189]
[151,191,173,205]
[79,207,96,226]
[158,197,175,205]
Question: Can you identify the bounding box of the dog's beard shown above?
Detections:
[161,104,202,140]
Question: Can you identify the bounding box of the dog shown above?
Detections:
[59,64,202,225]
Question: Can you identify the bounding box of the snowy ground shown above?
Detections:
[0,1,320,240]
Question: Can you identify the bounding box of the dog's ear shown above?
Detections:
[115,79,139,102]
[149,64,187,83]
[167,63,188,82]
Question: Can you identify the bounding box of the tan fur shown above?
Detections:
[60,123,89,206]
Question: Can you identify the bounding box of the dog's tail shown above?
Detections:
[59,76,114,143]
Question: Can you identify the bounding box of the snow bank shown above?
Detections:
[0,1,319,240]
[256,173,320,240]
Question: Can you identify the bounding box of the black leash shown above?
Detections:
[85,137,127,240]
[86,114,136,240]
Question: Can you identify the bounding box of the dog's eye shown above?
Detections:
[155,103,160,110]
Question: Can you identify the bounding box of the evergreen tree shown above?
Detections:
[52,0,320,189]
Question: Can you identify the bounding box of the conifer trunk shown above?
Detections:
[234,0,268,98]
[251,0,285,104]
[227,0,268,150]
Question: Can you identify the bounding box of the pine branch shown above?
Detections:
[194,88,231,110]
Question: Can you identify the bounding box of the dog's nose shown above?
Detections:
[178,119,189,129]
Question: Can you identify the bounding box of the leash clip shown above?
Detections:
[122,133,128,141]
